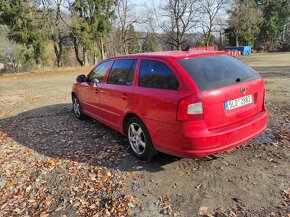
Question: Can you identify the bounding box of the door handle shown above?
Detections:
[121,94,128,100]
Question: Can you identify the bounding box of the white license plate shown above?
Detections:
[224,95,252,111]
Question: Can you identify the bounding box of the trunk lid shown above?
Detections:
[202,78,264,130]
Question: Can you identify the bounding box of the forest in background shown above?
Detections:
[0,0,290,73]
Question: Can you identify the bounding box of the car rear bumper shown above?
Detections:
[155,110,268,158]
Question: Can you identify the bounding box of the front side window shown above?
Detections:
[89,61,112,83]
[138,60,179,90]
[107,59,137,85]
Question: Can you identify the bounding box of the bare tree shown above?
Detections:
[40,0,70,67]
[199,0,227,46]
[152,0,200,50]
[215,15,227,48]
[114,0,144,54]
[50,0,70,67]
[280,17,290,49]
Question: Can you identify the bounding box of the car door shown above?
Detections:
[78,60,112,121]
[131,58,182,149]
[99,59,137,130]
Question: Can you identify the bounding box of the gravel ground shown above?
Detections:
[0,53,289,217]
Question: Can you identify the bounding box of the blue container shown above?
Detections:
[243,46,252,56]
[224,46,252,56]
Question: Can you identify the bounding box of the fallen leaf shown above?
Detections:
[102,175,109,182]
[128,203,135,208]
[119,185,127,192]
[55,206,65,212]
[198,206,208,215]
[126,172,133,177]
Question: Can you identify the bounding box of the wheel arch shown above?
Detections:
[122,112,143,135]
[123,112,158,159]
[71,91,77,100]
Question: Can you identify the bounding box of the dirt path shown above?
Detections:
[0,53,289,216]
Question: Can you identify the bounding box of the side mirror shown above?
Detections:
[76,74,86,83]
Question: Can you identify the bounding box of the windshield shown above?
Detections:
[177,54,260,91]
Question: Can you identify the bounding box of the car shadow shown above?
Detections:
[0,103,180,172]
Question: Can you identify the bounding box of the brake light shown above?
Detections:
[177,94,204,121]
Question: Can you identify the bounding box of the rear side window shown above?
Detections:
[107,59,137,85]
[178,55,260,91]
[139,60,179,90]
[89,61,112,83]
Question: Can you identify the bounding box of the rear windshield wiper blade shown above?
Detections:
[243,76,258,82]
[236,75,258,83]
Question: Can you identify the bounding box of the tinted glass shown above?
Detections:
[89,61,112,83]
[178,55,260,91]
[107,59,136,85]
[139,60,179,90]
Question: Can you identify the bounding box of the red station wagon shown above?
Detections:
[72,51,268,160]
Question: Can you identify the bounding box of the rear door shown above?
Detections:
[132,58,182,149]
[134,59,181,123]
[99,59,137,129]
[178,54,264,130]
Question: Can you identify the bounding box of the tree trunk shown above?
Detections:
[93,53,97,65]
[177,43,182,51]
[53,42,63,67]
[73,36,84,66]
[99,35,105,61]
[236,35,239,47]
[35,58,41,68]
[93,41,98,65]
[83,47,88,66]
[206,30,211,47]
[219,30,223,48]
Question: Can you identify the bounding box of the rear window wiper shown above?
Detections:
[243,75,259,82]
[236,75,258,83]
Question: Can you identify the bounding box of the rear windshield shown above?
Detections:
[177,54,260,91]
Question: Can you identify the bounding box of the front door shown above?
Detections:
[80,60,113,121]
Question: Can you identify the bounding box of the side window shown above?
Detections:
[107,59,137,85]
[89,61,112,83]
[139,60,179,90]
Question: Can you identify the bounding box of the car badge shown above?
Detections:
[241,86,246,94]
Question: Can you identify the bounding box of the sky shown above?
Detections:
[134,0,161,7]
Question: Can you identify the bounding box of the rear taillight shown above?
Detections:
[177,94,204,121]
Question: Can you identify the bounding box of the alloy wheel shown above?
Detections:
[128,123,146,155]
[73,97,81,117]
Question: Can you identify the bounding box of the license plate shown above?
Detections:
[224,95,252,111]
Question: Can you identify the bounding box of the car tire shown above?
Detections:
[126,117,158,160]
[72,95,87,120]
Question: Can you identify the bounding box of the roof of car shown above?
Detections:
[108,50,227,60]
